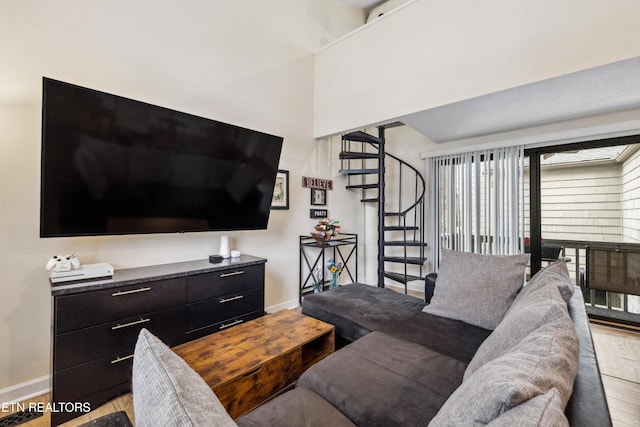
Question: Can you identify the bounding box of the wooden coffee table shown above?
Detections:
[173,309,335,418]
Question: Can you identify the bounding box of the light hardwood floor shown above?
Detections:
[591,323,640,427]
[4,304,640,426]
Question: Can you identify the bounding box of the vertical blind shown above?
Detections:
[431,146,525,269]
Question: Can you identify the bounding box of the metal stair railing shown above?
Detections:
[340,127,427,293]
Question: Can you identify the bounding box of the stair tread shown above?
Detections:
[384,225,419,231]
[384,256,427,265]
[339,169,379,175]
[384,272,424,284]
[346,183,378,190]
[384,240,428,247]
[340,151,379,159]
[342,131,383,144]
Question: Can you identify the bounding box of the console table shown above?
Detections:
[299,234,358,303]
[174,309,335,418]
[49,255,266,426]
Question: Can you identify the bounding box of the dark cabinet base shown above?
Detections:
[50,256,266,426]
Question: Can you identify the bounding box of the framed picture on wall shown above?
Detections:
[310,188,326,206]
[271,169,289,210]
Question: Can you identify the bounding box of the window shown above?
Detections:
[431,146,525,269]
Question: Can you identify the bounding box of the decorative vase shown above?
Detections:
[330,273,339,289]
[313,281,322,293]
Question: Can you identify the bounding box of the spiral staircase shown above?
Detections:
[339,126,427,293]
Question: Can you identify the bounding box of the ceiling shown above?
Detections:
[336,0,387,9]
[401,56,640,143]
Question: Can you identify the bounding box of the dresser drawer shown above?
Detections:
[54,306,185,371]
[55,277,187,333]
[185,310,264,341]
[186,287,264,332]
[187,264,264,303]
[53,351,136,403]
[215,349,302,418]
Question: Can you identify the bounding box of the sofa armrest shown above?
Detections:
[565,287,612,426]
[425,273,437,304]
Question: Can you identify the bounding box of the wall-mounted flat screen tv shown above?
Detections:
[40,78,283,237]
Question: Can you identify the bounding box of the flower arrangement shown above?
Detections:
[327,258,344,289]
[327,258,344,275]
[311,219,340,245]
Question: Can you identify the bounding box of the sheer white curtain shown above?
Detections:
[431,146,525,270]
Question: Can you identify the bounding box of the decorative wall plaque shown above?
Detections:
[302,176,333,190]
[310,209,328,219]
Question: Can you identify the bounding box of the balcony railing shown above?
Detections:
[542,239,640,326]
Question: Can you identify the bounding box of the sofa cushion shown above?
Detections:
[385,310,491,363]
[423,249,530,330]
[524,259,575,302]
[302,283,425,343]
[302,282,489,363]
[235,387,356,427]
[486,388,569,427]
[429,308,579,426]
[132,328,237,427]
[298,331,467,426]
[464,279,567,380]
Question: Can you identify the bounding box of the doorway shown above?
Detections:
[526,136,640,326]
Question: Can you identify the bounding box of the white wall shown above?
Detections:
[0,0,364,394]
[315,0,640,139]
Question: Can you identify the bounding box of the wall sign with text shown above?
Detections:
[310,209,328,219]
[302,176,333,190]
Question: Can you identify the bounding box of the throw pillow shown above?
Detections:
[463,280,567,380]
[423,248,530,330]
[132,328,237,427]
[524,259,575,303]
[485,388,569,427]
[428,308,579,426]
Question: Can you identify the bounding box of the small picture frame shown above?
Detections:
[271,170,289,210]
[310,188,326,206]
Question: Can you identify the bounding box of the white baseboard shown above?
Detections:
[386,280,425,294]
[0,375,50,403]
[265,298,300,313]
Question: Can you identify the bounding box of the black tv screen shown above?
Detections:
[40,78,283,237]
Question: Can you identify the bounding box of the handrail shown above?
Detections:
[385,150,426,216]
[525,238,640,324]
[341,128,427,291]
[541,239,640,251]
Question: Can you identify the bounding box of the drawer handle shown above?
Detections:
[112,287,151,297]
[220,271,244,278]
[219,319,243,330]
[111,354,134,364]
[219,295,244,304]
[112,318,151,330]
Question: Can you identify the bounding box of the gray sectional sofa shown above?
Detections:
[131,250,612,426]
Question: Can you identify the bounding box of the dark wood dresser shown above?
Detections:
[49,255,266,426]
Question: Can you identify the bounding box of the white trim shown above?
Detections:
[314,0,418,54]
[420,117,640,159]
[0,375,50,404]
[387,280,424,294]
[265,298,300,313]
